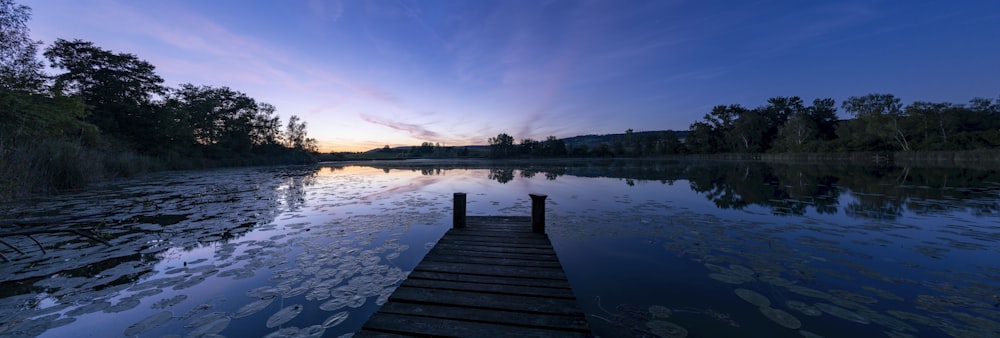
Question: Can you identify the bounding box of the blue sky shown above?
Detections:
[22,0,1000,151]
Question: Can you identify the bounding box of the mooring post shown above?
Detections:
[453,192,467,229]
[529,194,547,234]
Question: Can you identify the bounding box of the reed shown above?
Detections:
[0,137,156,202]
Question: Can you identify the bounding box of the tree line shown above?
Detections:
[483,130,686,158]
[480,94,999,159]
[687,95,1000,154]
[1,0,316,198]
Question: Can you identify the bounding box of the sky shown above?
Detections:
[21,0,1000,152]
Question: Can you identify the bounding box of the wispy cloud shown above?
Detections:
[781,4,877,43]
[360,113,441,140]
[80,0,410,111]
[308,0,344,22]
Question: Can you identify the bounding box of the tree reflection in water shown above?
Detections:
[359,159,1000,219]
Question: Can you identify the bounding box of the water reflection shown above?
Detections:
[341,160,1000,336]
[488,168,514,184]
[275,169,316,212]
[2,160,998,337]
[0,168,303,336]
[357,160,1000,219]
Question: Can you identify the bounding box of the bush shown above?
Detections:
[0,136,157,202]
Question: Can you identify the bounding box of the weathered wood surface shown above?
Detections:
[357,216,592,337]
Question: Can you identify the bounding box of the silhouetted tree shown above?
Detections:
[45,39,166,151]
[520,138,539,155]
[286,115,311,150]
[488,133,515,158]
[542,136,567,156]
[807,98,838,141]
[657,130,683,154]
[842,93,910,151]
[686,121,722,154]
[0,0,44,92]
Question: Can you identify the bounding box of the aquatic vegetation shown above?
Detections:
[829,289,878,305]
[64,301,110,316]
[263,326,302,338]
[785,286,832,300]
[784,301,822,317]
[185,311,226,328]
[152,294,188,309]
[3,163,1000,337]
[124,310,173,336]
[645,319,688,337]
[865,311,917,333]
[322,311,350,328]
[233,298,275,318]
[814,303,870,325]
[798,330,825,338]
[734,288,771,307]
[759,306,802,329]
[185,316,230,337]
[649,305,672,319]
[589,296,737,336]
[860,286,904,301]
[266,304,304,328]
[707,273,748,284]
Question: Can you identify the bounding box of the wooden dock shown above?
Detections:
[356,194,592,337]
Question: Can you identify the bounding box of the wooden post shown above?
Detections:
[453,192,466,229]
[529,194,546,234]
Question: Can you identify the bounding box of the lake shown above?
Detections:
[1,159,999,337]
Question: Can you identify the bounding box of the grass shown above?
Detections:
[0,136,317,203]
[0,137,157,202]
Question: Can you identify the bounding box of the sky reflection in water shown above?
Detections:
[1,161,999,337]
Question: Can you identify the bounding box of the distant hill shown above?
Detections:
[364,130,688,153]
[560,130,688,149]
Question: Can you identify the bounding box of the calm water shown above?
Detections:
[1,160,999,337]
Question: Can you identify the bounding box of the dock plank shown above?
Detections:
[436,237,555,249]
[358,312,589,338]
[414,260,568,280]
[430,242,557,255]
[386,286,584,315]
[422,254,564,268]
[400,277,577,298]
[405,270,573,289]
[427,247,560,261]
[358,216,592,336]
[375,302,590,331]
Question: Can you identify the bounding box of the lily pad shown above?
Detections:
[152,294,188,309]
[760,306,802,329]
[305,288,331,301]
[708,273,746,284]
[266,304,303,328]
[814,303,870,324]
[649,305,672,319]
[185,316,230,338]
[785,300,822,316]
[234,297,275,318]
[263,327,301,338]
[319,297,350,312]
[786,285,832,300]
[728,264,755,277]
[322,311,350,328]
[124,310,173,336]
[799,330,825,338]
[185,311,227,328]
[646,320,688,338]
[346,294,366,308]
[300,324,325,338]
[66,301,111,317]
[735,288,771,307]
[105,298,141,313]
